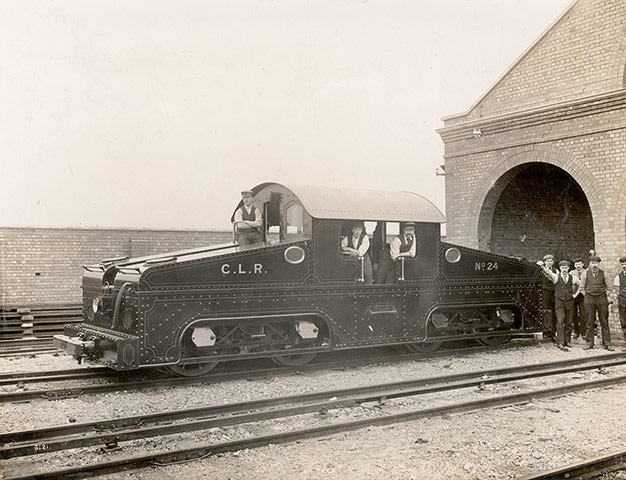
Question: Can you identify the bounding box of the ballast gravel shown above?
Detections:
[2,335,626,479]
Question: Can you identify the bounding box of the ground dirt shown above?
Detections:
[2,335,626,480]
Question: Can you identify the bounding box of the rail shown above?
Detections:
[3,355,626,479]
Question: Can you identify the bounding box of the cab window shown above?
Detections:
[385,222,400,244]
[286,204,304,236]
[284,203,312,241]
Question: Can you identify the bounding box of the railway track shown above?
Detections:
[518,449,626,479]
[3,355,626,479]
[0,338,54,349]
[0,342,58,358]
[0,339,551,403]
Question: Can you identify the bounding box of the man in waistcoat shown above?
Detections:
[233,190,263,248]
[579,256,614,350]
[341,221,373,284]
[613,256,626,344]
[537,259,579,351]
[540,254,558,343]
[570,258,586,339]
[376,222,417,284]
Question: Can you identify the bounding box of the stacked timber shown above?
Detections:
[0,304,82,340]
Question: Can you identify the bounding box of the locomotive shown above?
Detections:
[54,182,543,376]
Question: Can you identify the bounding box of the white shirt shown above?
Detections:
[341,235,370,257]
[389,235,416,261]
[571,268,585,297]
[540,268,581,294]
[233,205,262,230]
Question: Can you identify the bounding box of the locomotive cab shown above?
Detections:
[54,182,542,376]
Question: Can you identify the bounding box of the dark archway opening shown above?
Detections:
[479,162,594,261]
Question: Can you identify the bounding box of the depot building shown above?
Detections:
[438,0,626,272]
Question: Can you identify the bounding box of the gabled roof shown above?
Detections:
[442,0,580,122]
[233,182,446,223]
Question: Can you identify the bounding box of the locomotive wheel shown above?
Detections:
[406,341,442,353]
[166,361,219,377]
[272,353,317,367]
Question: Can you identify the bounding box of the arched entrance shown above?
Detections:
[477,162,594,261]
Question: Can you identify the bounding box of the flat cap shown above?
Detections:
[543,254,554,261]
[558,260,570,267]
[572,257,584,264]
[402,222,416,228]
[619,256,626,263]
[588,256,601,262]
[240,190,254,197]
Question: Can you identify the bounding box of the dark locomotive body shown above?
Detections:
[54,183,542,375]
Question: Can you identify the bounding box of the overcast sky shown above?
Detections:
[1,0,572,231]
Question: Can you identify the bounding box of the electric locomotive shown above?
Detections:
[54,182,543,376]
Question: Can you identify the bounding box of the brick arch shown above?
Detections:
[610,167,626,257]
[472,145,607,252]
[609,26,626,88]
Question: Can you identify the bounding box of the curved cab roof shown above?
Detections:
[234,182,446,223]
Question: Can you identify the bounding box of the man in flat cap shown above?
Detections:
[570,258,587,339]
[540,254,558,342]
[537,259,579,351]
[376,222,417,284]
[341,220,373,284]
[579,255,614,350]
[613,256,626,344]
[233,189,263,248]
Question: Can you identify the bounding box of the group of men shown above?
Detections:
[537,253,626,352]
[340,220,416,284]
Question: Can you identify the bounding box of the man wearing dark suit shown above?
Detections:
[613,256,626,345]
[540,254,558,342]
[537,259,579,351]
[570,258,586,339]
[579,256,614,351]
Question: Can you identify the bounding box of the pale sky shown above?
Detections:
[1,0,573,231]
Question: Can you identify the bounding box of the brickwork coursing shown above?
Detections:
[0,228,231,307]
[488,166,595,260]
[444,0,626,125]
[442,125,626,267]
[439,0,626,283]
[438,0,626,340]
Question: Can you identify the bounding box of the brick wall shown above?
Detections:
[488,165,595,260]
[441,119,626,268]
[445,0,626,125]
[438,0,626,284]
[437,0,626,337]
[0,227,231,307]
